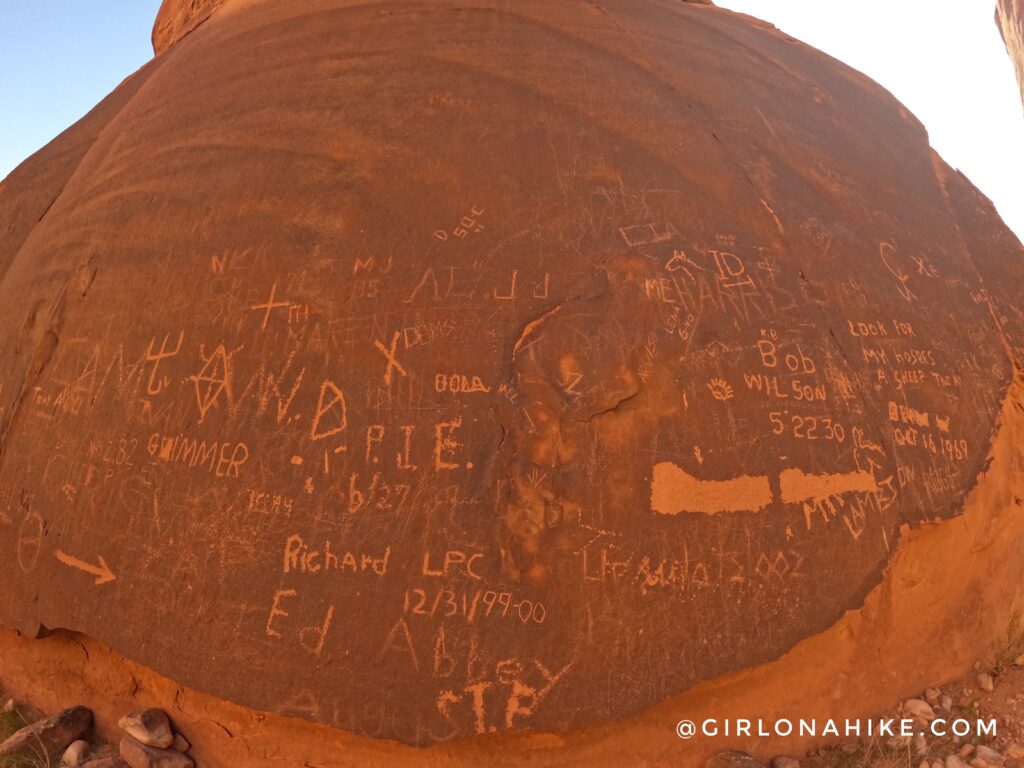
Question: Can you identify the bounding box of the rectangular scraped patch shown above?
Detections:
[651,461,773,515]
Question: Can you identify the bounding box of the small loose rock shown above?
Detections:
[905,698,938,721]
[973,744,1004,766]
[978,673,995,693]
[889,734,913,750]
[118,709,174,749]
[63,738,91,767]
[913,732,928,753]
[769,757,800,768]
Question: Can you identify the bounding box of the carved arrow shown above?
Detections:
[55,550,116,585]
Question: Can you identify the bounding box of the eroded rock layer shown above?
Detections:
[2,0,1023,748]
[152,0,226,55]
[999,0,1024,107]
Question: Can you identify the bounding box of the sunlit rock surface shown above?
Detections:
[152,0,226,55]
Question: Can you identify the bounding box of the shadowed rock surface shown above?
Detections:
[1,0,1023,750]
[999,0,1024,107]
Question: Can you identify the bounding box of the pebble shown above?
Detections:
[926,688,942,703]
[942,695,954,711]
[978,673,995,693]
[946,755,971,768]
[889,734,912,750]
[914,732,928,753]
[769,758,800,768]
[905,698,938,721]
[974,744,1004,766]
[960,745,976,758]
[62,739,90,767]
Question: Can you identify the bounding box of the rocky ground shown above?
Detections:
[710,617,1024,768]
[797,666,1024,768]
[0,696,192,768]
[6,639,1024,768]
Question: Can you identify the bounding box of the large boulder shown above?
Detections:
[998,0,1024,107]
[1,0,1023,749]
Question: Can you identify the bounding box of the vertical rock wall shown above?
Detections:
[2,0,1024,757]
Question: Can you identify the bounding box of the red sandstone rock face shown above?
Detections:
[2,0,1024,749]
[998,0,1024,107]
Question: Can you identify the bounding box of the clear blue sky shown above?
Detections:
[0,0,161,178]
[2,1,1022,241]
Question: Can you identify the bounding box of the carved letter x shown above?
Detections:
[374,332,408,386]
